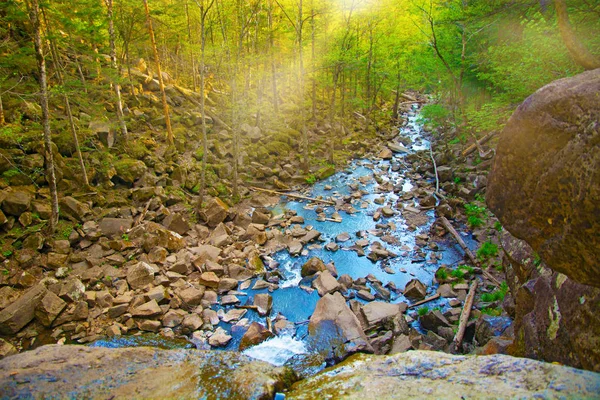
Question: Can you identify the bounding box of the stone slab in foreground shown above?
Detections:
[286,350,600,399]
[0,344,296,400]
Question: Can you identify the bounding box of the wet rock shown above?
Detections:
[313,271,342,297]
[301,257,327,277]
[35,291,67,327]
[127,262,156,290]
[403,279,427,300]
[335,232,351,242]
[218,278,238,294]
[388,143,409,154]
[209,328,232,347]
[378,148,393,160]
[200,198,229,228]
[475,315,512,345]
[325,242,339,252]
[1,191,31,216]
[253,293,272,316]
[251,210,270,225]
[0,344,296,399]
[437,284,457,298]
[221,295,240,305]
[221,309,246,323]
[487,69,600,287]
[308,292,374,362]
[162,309,187,328]
[381,207,395,217]
[239,322,274,351]
[356,290,375,301]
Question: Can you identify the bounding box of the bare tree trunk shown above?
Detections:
[41,8,89,186]
[27,0,59,232]
[185,0,197,92]
[0,94,5,126]
[105,0,128,143]
[555,0,600,70]
[143,0,174,147]
[311,4,316,120]
[298,0,308,173]
[268,0,279,113]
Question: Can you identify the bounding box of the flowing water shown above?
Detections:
[93,106,478,366]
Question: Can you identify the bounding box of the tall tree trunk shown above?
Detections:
[0,94,5,126]
[311,4,316,120]
[105,0,128,143]
[298,0,308,172]
[27,0,59,232]
[185,0,197,92]
[555,0,600,70]
[268,0,279,113]
[143,0,174,147]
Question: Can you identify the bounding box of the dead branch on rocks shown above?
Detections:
[464,131,496,158]
[408,293,441,309]
[453,279,477,352]
[249,186,336,205]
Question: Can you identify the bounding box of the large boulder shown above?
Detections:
[286,351,600,399]
[0,345,296,399]
[308,292,373,362]
[501,231,600,372]
[1,191,32,217]
[487,69,600,287]
[200,198,229,228]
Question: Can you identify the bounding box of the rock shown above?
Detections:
[308,292,373,362]
[502,231,600,372]
[199,272,220,288]
[475,315,512,345]
[161,213,190,235]
[388,143,409,154]
[287,351,600,399]
[0,344,296,399]
[108,304,129,319]
[176,286,205,308]
[487,69,600,287]
[312,271,341,297]
[138,320,161,332]
[335,232,351,242]
[378,148,393,160]
[201,198,229,228]
[105,324,121,337]
[221,295,240,305]
[251,210,270,225]
[316,165,335,180]
[0,287,19,310]
[208,328,233,347]
[221,309,247,323]
[131,299,162,317]
[218,278,238,294]
[419,310,451,332]
[59,196,90,222]
[1,191,31,216]
[98,218,133,237]
[35,291,67,327]
[403,279,427,300]
[126,262,155,289]
[381,207,395,217]
[356,290,375,301]
[301,257,327,277]
[239,322,274,351]
[113,159,147,185]
[253,293,272,317]
[324,242,339,252]
[162,309,187,328]
[360,302,402,328]
[389,334,413,354]
[181,313,203,333]
[0,284,47,334]
[0,338,17,359]
[288,240,303,256]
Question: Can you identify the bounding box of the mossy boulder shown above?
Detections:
[113,158,147,185]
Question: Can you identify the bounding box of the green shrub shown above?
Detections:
[465,202,487,228]
[417,307,429,316]
[417,103,451,129]
[436,268,448,280]
[477,241,499,260]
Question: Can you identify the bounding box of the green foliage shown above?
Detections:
[450,268,465,279]
[481,281,509,303]
[465,202,487,228]
[533,252,542,267]
[481,307,502,316]
[477,241,499,261]
[2,250,13,257]
[436,267,448,280]
[305,174,317,185]
[494,221,503,232]
[417,103,451,129]
[417,306,429,317]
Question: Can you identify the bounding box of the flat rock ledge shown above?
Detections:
[0,344,296,400]
[287,350,600,399]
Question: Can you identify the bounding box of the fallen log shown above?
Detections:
[249,186,336,206]
[408,293,441,309]
[462,131,496,157]
[453,280,478,352]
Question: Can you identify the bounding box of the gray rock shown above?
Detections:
[98,218,133,237]
[59,196,90,222]
[161,213,190,235]
[287,351,600,399]
[308,292,373,362]
[361,302,402,328]
[0,344,295,399]
[301,257,327,277]
[126,262,155,290]
[35,291,67,327]
[0,284,47,334]
[312,271,341,297]
[253,293,272,317]
[403,279,427,300]
[200,198,229,228]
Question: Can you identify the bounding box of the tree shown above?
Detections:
[26,0,59,232]
[555,0,600,70]
[143,0,174,147]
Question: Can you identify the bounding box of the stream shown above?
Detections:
[92,105,478,367]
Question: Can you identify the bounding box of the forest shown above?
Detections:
[0,0,598,231]
[0,0,600,395]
